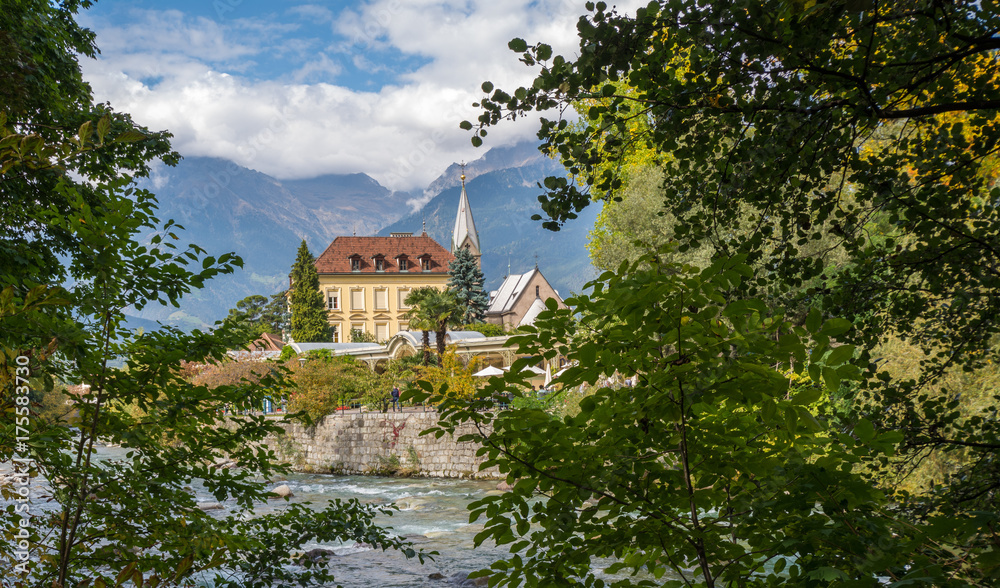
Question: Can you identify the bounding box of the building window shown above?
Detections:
[375,322,388,341]
[374,288,388,311]
[327,292,339,310]
[399,258,408,271]
[331,324,340,343]
[350,257,361,271]
[536,285,540,298]
[421,258,431,272]
[351,323,365,340]
[375,258,385,272]
[351,288,365,310]
[397,288,411,310]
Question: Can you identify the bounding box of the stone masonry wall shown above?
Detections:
[266,411,500,479]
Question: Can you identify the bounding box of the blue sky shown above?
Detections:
[77,0,641,199]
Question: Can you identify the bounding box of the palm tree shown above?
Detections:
[404,287,463,365]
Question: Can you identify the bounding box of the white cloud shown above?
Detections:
[79,1,643,193]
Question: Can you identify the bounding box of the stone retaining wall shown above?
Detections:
[266,411,500,479]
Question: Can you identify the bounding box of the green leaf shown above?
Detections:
[791,388,822,405]
[508,38,528,52]
[785,406,798,433]
[114,130,147,143]
[824,345,855,367]
[818,318,852,338]
[115,562,137,586]
[805,308,822,333]
[854,418,875,443]
[96,115,111,143]
[822,366,841,391]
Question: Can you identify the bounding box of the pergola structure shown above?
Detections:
[289,331,517,373]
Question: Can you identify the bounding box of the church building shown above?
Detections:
[307,165,565,341]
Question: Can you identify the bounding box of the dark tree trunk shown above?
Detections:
[421,329,431,365]
[435,325,447,357]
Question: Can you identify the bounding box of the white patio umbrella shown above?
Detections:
[473,365,505,377]
[543,363,552,387]
[501,365,546,376]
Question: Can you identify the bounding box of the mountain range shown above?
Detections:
[130,141,598,330]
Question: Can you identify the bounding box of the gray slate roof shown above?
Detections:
[487,269,538,314]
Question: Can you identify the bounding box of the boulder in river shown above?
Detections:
[450,572,489,586]
[394,496,431,510]
[297,548,336,564]
[197,502,224,510]
[269,484,294,499]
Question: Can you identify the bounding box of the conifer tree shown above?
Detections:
[448,247,489,323]
[289,240,329,342]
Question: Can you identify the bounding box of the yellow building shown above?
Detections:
[313,231,456,342]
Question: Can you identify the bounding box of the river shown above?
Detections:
[14,445,646,587]
[249,471,507,587]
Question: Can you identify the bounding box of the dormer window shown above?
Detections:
[417,254,432,272]
[375,258,385,272]
[348,254,362,272]
[397,256,409,272]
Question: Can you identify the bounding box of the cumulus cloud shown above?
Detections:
[78,0,643,193]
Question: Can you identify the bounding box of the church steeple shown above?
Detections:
[451,163,481,268]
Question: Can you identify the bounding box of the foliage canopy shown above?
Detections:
[455,1,1000,585]
[0,3,417,585]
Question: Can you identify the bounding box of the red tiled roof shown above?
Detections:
[314,234,455,274]
[250,332,284,352]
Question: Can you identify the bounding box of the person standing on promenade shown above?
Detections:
[391,386,401,412]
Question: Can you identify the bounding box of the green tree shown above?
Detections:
[0,4,419,584]
[286,355,371,421]
[463,1,1000,578]
[588,165,714,272]
[404,287,463,360]
[0,0,176,289]
[448,247,489,323]
[288,241,329,343]
[426,253,983,586]
[226,291,290,338]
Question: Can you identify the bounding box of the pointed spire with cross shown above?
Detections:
[452,159,481,268]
